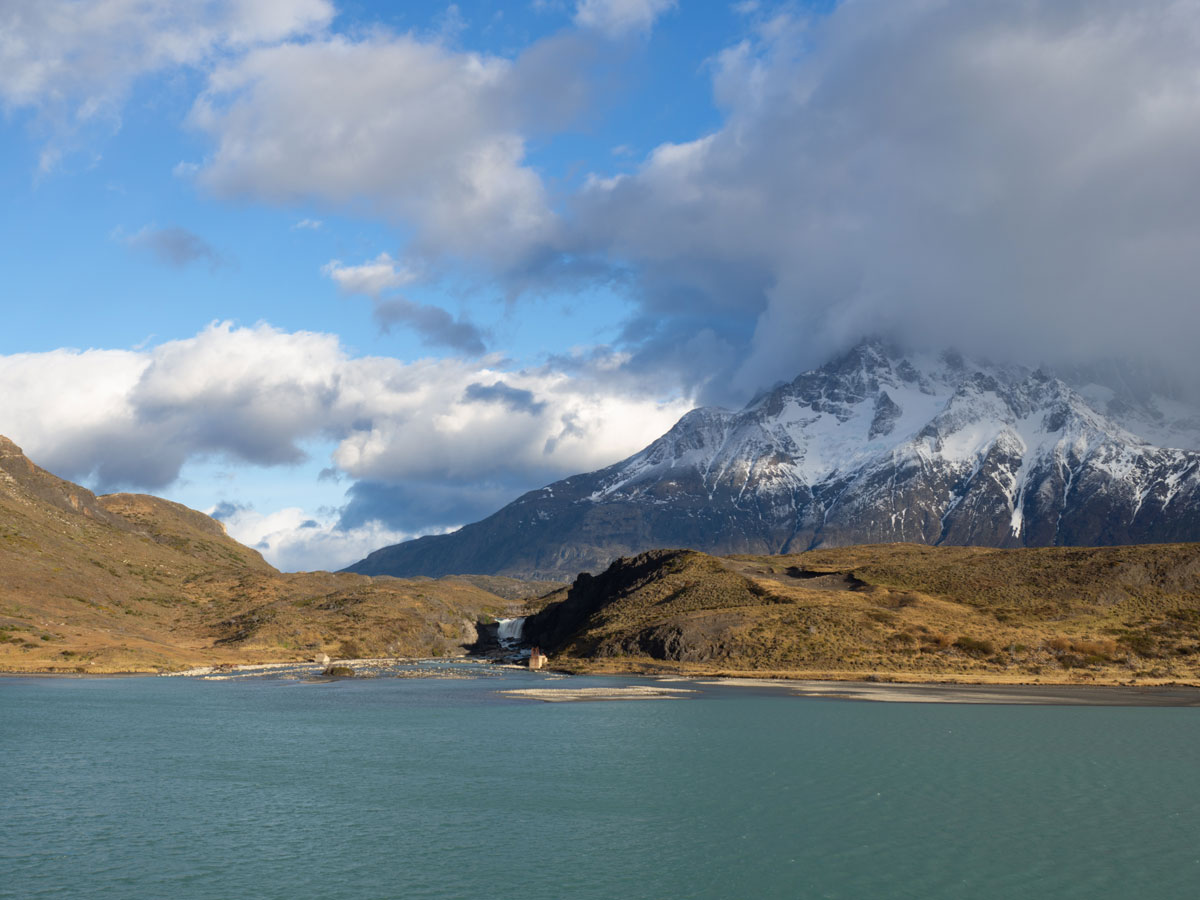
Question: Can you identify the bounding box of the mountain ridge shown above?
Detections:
[347,341,1200,580]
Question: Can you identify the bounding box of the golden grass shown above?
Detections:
[0,469,518,672]
[539,544,1200,685]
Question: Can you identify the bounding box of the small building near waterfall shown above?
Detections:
[529,647,547,670]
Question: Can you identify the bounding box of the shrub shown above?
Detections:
[1118,632,1158,657]
[953,636,995,657]
[1072,639,1117,659]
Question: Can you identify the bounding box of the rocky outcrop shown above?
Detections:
[0,435,132,530]
[517,543,1200,678]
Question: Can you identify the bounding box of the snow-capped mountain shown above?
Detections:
[346,341,1200,580]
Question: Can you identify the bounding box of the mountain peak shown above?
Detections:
[346,350,1200,580]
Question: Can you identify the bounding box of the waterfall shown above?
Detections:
[496,617,526,650]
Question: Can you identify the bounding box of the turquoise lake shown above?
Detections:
[3,669,1199,899]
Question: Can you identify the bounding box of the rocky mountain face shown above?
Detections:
[347,341,1200,580]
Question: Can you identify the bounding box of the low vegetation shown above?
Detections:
[525,544,1200,684]
[0,437,520,672]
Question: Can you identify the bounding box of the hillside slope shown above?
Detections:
[0,436,515,672]
[521,543,1200,683]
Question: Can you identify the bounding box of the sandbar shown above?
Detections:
[697,678,1200,706]
[498,685,698,702]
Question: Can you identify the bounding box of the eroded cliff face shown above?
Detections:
[0,435,131,530]
[347,341,1200,580]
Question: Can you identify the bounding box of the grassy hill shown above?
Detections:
[522,544,1200,684]
[0,436,521,672]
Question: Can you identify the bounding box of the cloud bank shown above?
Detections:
[0,321,691,536]
[176,1,1200,403]
[564,1,1200,400]
[13,1,1200,402]
[211,504,418,574]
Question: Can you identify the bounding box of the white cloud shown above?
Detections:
[322,253,417,298]
[0,322,693,569]
[0,0,333,168]
[214,504,417,572]
[0,345,148,478]
[329,364,690,484]
[190,33,560,268]
[0,321,692,494]
[574,0,677,37]
[571,0,1200,399]
[292,218,322,230]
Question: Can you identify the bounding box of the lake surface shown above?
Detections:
[3,667,1199,899]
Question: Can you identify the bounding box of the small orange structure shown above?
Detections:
[528,646,548,670]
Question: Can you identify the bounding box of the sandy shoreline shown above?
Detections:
[5,659,1200,705]
[692,677,1200,706]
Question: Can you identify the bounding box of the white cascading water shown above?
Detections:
[496,617,526,651]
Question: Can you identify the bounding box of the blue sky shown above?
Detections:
[3,0,1200,569]
[0,1,713,358]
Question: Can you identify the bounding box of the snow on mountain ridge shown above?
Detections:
[593,344,1153,508]
[579,341,1200,554]
[346,340,1200,580]
[589,346,960,500]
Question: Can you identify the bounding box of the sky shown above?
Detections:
[3,0,1200,571]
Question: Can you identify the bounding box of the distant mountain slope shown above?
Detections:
[0,436,515,672]
[347,342,1200,580]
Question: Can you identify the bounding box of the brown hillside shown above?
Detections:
[0,437,517,672]
[8,430,1200,683]
[523,544,1200,683]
